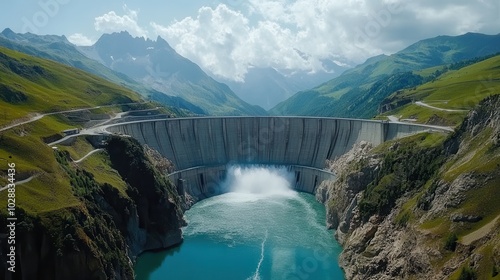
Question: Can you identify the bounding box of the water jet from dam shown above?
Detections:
[223,165,296,199]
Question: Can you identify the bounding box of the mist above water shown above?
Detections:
[222,165,297,200]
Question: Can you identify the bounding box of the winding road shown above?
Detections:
[386,100,469,131]
[415,101,468,112]
[0,102,144,133]
[387,115,455,132]
[73,149,104,163]
[0,174,39,192]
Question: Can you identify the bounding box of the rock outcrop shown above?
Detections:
[106,137,185,257]
[319,94,500,280]
[0,137,185,280]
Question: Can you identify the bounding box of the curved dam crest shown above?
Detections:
[106,117,447,198]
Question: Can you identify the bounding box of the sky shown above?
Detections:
[1,0,499,82]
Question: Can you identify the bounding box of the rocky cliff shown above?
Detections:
[0,137,185,280]
[318,94,500,279]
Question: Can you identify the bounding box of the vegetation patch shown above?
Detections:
[457,266,477,280]
[0,84,28,103]
[0,46,142,127]
[359,133,446,220]
[78,152,128,195]
[379,54,500,125]
[57,136,96,161]
[444,232,458,251]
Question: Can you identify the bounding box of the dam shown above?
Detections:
[106,116,447,198]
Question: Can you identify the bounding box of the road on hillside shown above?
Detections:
[387,115,454,132]
[387,116,400,122]
[0,149,104,192]
[0,102,145,133]
[73,149,104,163]
[0,174,39,192]
[47,111,133,146]
[415,101,468,112]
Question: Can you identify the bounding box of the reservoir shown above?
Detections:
[135,166,344,280]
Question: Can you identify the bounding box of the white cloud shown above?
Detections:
[152,4,333,81]
[67,33,94,46]
[152,5,256,81]
[97,1,500,82]
[410,2,487,34]
[94,5,148,38]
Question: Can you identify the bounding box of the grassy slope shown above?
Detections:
[0,33,141,92]
[0,32,196,116]
[379,55,500,126]
[0,47,149,214]
[0,46,145,127]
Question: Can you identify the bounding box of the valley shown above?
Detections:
[0,23,499,280]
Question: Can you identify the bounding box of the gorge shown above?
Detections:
[103,116,450,278]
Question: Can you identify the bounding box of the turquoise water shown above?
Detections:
[134,167,344,280]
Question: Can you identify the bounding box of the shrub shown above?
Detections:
[493,265,499,277]
[458,266,476,280]
[444,232,458,251]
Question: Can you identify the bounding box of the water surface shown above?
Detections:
[135,166,344,280]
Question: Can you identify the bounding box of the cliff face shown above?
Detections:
[1,137,185,280]
[320,95,500,279]
[11,206,133,280]
[106,137,185,257]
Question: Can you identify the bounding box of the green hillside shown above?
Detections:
[0,46,146,127]
[0,47,186,278]
[0,46,160,212]
[379,54,500,126]
[325,95,500,279]
[271,33,500,117]
[0,29,138,88]
[0,29,203,115]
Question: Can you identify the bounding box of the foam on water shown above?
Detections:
[247,230,268,280]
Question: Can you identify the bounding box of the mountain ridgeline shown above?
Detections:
[79,31,266,116]
[0,29,266,116]
[272,33,500,118]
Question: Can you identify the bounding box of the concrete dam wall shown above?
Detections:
[106,117,445,197]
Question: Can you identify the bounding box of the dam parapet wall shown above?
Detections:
[107,117,388,170]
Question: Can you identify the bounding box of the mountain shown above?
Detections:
[0,45,145,127]
[0,28,208,115]
[79,31,267,116]
[272,32,500,117]
[220,64,347,110]
[0,46,184,278]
